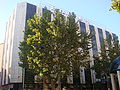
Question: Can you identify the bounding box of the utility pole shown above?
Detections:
[23,68,25,90]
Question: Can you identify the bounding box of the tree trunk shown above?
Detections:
[51,80,56,90]
[43,77,49,90]
[35,83,38,90]
[57,77,61,90]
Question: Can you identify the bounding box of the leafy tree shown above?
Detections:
[19,8,91,90]
[110,0,120,13]
[92,35,120,79]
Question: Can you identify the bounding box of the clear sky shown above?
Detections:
[0,0,120,43]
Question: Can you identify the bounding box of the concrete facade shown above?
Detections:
[0,43,4,86]
[1,2,36,87]
[78,21,118,84]
[1,2,118,89]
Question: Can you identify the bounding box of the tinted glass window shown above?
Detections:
[112,33,118,42]
[89,25,98,56]
[105,31,112,47]
[80,22,86,33]
[98,28,104,48]
[85,68,92,84]
[42,8,52,22]
[26,3,36,21]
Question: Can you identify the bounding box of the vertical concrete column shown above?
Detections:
[110,73,117,90]
[117,71,120,89]
[80,67,86,84]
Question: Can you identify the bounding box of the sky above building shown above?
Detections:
[0,0,120,43]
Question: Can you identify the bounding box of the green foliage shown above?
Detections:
[92,35,120,78]
[19,8,91,83]
[110,0,120,13]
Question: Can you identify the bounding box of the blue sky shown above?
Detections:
[0,0,120,43]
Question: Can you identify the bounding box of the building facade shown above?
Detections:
[0,43,4,87]
[1,2,37,89]
[1,2,118,89]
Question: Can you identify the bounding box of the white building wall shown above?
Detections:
[36,7,43,17]
[2,2,37,85]
[0,43,4,86]
[2,2,28,85]
[2,19,11,85]
[10,2,27,83]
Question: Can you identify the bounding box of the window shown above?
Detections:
[89,25,98,56]
[98,28,104,48]
[105,31,112,47]
[80,22,86,33]
[112,33,118,43]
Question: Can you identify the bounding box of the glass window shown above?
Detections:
[105,31,112,47]
[26,3,36,20]
[42,8,52,22]
[80,22,86,33]
[85,68,92,84]
[112,33,118,43]
[105,31,111,41]
[89,25,98,56]
[98,28,104,48]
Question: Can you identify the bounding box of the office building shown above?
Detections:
[1,2,118,89]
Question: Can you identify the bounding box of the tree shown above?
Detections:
[110,0,120,13]
[19,8,91,90]
[92,35,120,79]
